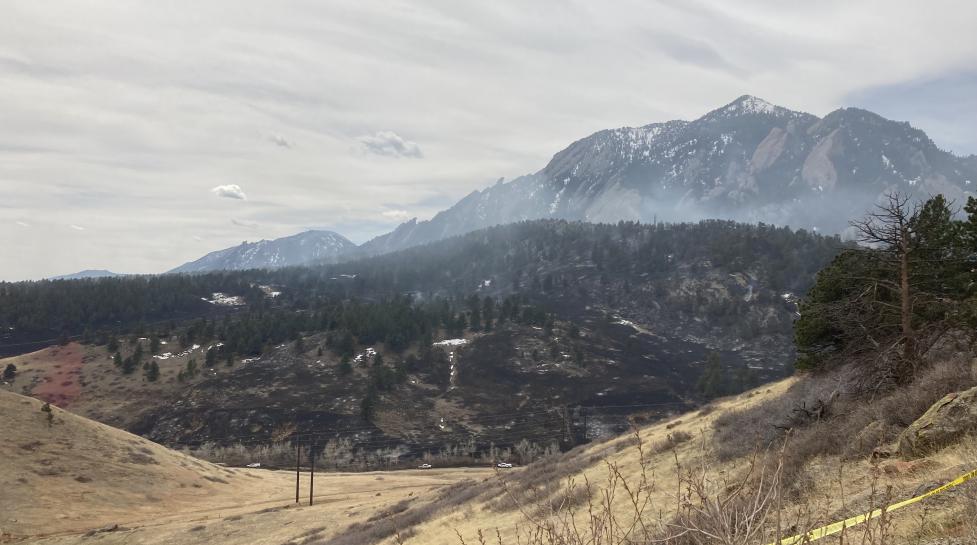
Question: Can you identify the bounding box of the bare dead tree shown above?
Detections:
[849,193,919,365]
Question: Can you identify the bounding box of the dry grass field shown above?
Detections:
[0,389,491,545]
[4,375,976,545]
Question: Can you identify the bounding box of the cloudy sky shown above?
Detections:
[2,1,975,280]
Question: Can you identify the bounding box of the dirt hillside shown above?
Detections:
[0,389,258,537]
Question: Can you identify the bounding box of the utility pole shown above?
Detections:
[309,440,316,506]
[295,442,301,504]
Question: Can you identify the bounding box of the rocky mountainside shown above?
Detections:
[2,219,842,456]
[169,230,356,273]
[363,96,976,254]
[58,220,840,452]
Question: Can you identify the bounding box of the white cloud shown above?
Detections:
[357,131,423,158]
[15,220,30,228]
[1,1,975,279]
[231,218,258,229]
[211,184,248,200]
[69,224,85,231]
[381,209,411,222]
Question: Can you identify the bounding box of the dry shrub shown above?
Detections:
[650,430,693,455]
[485,442,604,513]
[463,432,919,545]
[712,371,846,462]
[713,357,977,490]
[463,429,800,545]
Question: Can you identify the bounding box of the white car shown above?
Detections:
[496,462,513,469]
[418,463,432,469]
[245,462,261,468]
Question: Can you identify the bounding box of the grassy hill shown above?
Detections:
[8,359,977,545]
[0,389,489,544]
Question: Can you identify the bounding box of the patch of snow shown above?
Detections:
[353,347,377,364]
[434,338,468,347]
[204,292,245,306]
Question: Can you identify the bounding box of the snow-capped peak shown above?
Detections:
[707,95,794,119]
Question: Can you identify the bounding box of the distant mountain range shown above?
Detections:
[50,269,123,280]
[362,95,976,254]
[168,230,355,273]
[170,95,977,273]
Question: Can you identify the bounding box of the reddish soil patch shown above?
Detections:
[31,343,84,408]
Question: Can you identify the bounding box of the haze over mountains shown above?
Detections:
[134,95,976,275]
[364,95,976,254]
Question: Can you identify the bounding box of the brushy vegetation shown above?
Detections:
[453,425,977,545]
[713,342,977,488]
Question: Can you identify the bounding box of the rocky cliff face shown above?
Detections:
[364,96,976,254]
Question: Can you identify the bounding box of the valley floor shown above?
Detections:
[24,468,490,545]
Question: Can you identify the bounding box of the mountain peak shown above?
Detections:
[168,230,356,274]
[50,269,122,281]
[707,95,796,118]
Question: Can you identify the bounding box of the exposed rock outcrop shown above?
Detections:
[898,386,977,458]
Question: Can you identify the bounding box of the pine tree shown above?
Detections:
[796,193,970,378]
[145,361,160,382]
[121,356,137,375]
[361,388,378,420]
[339,355,353,376]
[697,352,724,399]
[185,358,198,378]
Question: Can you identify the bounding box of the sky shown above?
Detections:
[1,1,976,281]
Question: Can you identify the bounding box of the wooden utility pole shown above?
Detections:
[309,440,316,506]
[295,442,301,504]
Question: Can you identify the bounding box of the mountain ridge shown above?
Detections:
[165,96,976,273]
[50,269,123,280]
[362,95,976,254]
[168,230,356,273]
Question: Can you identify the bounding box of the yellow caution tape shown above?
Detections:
[770,467,977,545]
